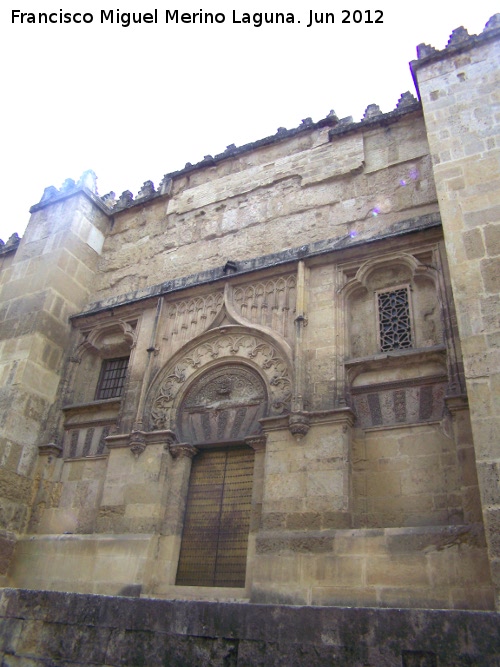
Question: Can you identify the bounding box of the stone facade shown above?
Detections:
[0,16,499,617]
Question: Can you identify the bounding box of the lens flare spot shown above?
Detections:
[371,206,380,217]
[409,167,419,180]
[399,179,407,187]
[350,230,358,238]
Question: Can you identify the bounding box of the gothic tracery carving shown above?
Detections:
[232,275,296,341]
[165,292,224,344]
[148,330,292,431]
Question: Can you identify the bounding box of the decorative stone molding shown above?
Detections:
[158,175,173,196]
[484,13,500,31]
[168,443,198,460]
[447,27,470,47]
[0,233,21,255]
[232,275,296,342]
[147,326,292,431]
[339,253,439,300]
[136,180,155,199]
[396,91,418,109]
[165,292,224,344]
[223,261,238,275]
[38,443,63,459]
[160,430,177,448]
[288,412,311,441]
[129,430,146,459]
[260,408,355,438]
[104,428,178,458]
[349,374,448,429]
[178,365,267,444]
[244,433,267,451]
[363,104,382,120]
[416,43,438,59]
[445,394,469,414]
[305,408,356,427]
[74,319,137,360]
[118,190,134,207]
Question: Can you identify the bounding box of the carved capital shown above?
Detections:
[245,433,267,451]
[129,430,146,459]
[288,412,310,441]
[169,443,198,460]
[130,443,146,458]
[149,327,292,431]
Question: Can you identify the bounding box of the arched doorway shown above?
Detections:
[175,364,267,588]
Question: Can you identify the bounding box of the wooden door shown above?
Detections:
[176,447,254,587]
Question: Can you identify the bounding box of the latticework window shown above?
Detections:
[377,287,412,352]
[95,357,129,400]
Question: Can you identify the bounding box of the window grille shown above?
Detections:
[95,357,129,400]
[377,287,412,352]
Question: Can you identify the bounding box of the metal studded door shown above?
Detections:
[176,446,254,587]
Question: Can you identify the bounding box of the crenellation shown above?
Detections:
[0,16,497,630]
[485,13,500,31]
[396,91,418,109]
[136,180,155,200]
[416,43,438,59]
[363,103,382,119]
[447,26,471,47]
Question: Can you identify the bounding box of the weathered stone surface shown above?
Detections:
[0,589,499,666]
[0,18,498,617]
[412,19,500,606]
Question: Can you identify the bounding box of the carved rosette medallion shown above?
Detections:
[148,330,292,432]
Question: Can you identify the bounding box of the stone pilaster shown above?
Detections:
[143,442,198,595]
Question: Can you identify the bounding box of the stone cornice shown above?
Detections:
[260,407,355,433]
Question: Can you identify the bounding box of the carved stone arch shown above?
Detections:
[176,362,268,444]
[340,252,439,301]
[144,324,293,433]
[75,319,136,360]
[338,251,444,358]
[67,319,136,406]
[208,298,240,330]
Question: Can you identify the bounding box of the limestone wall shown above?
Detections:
[91,111,437,303]
[412,15,500,607]
[1,20,499,613]
[0,180,109,542]
[7,221,493,609]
